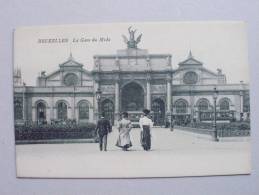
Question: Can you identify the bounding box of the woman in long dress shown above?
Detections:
[139,109,153,151]
[116,112,132,151]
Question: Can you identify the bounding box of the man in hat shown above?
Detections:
[139,109,153,151]
[95,113,112,151]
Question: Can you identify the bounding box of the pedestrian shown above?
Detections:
[116,112,132,151]
[95,113,112,151]
[139,109,153,151]
[170,118,175,131]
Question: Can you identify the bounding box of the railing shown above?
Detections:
[176,122,250,138]
[199,110,235,121]
[217,129,250,137]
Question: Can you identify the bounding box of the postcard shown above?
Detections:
[14,21,250,178]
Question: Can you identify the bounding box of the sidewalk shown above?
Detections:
[16,128,251,178]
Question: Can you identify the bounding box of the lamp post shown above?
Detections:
[158,109,161,127]
[213,87,219,141]
[22,82,26,124]
[95,88,102,119]
[170,112,174,131]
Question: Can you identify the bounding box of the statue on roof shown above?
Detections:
[41,71,46,77]
[122,26,142,49]
[217,68,222,74]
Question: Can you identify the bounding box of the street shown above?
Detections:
[16,127,251,178]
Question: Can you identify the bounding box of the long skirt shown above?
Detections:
[141,125,151,151]
[116,130,132,149]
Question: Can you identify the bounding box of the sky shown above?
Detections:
[14,21,249,85]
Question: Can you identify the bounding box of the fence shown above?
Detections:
[176,122,250,137]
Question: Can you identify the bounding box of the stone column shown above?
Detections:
[50,87,54,121]
[115,80,120,123]
[93,74,100,122]
[166,74,172,127]
[240,91,244,120]
[72,86,76,120]
[46,106,51,124]
[189,90,194,122]
[32,107,36,122]
[147,78,151,110]
[240,91,244,113]
[22,86,26,122]
[53,107,57,120]
[166,78,172,113]
[94,83,99,121]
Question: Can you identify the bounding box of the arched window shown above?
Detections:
[57,102,67,120]
[14,97,23,120]
[37,101,46,123]
[175,99,188,114]
[219,99,230,110]
[198,99,209,111]
[78,101,89,120]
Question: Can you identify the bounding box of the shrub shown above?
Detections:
[15,122,96,141]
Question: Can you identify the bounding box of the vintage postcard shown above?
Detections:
[14,21,250,178]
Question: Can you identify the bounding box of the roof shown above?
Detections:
[59,53,83,67]
[178,51,203,66]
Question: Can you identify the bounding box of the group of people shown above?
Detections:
[95,109,153,152]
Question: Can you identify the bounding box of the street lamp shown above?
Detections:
[213,87,219,141]
[96,88,102,118]
[158,109,161,127]
[170,113,174,131]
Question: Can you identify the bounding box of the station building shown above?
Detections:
[14,28,250,126]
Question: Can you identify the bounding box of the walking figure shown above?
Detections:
[95,113,112,151]
[139,109,153,151]
[171,118,175,132]
[116,112,132,151]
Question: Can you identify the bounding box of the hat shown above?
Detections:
[143,109,150,115]
[122,111,128,118]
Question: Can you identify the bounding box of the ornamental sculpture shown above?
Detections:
[122,26,142,49]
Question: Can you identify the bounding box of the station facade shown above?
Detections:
[14,28,250,126]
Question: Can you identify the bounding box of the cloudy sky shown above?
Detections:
[14,21,249,85]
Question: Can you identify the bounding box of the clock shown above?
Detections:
[183,71,198,84]
[63,73,79,86]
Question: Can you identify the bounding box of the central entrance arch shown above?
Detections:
[121,82,144,111]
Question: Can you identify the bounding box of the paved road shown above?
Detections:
[16,128,250,178]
